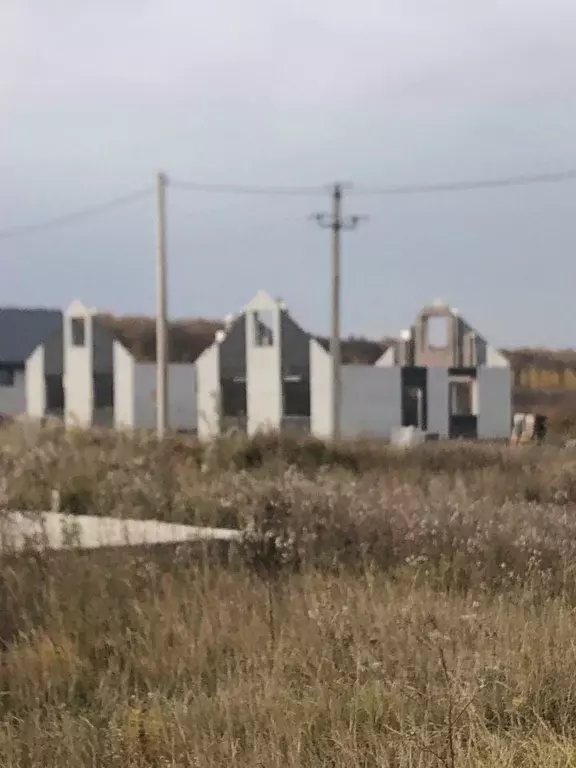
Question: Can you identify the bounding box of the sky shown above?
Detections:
[2,0,576,348]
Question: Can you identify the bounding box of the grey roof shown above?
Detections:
[0,308,62,365]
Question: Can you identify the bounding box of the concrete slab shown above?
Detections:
[0,511,242,553]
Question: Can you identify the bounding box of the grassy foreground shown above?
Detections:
[3,429,576,765]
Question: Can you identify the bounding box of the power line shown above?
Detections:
[0,188,153,241]
[352,168,576,196]
[3,165,576,242]
[171,167,576,197]
[170,179,328,196]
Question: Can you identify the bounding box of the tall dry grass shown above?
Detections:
[2,429,576,765]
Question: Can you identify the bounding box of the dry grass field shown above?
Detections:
[3,428,576,765]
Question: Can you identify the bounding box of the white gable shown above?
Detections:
[309,337,330,360]
[65,299,92,317]
[375,347,396,367]
[486,345,510,368]
[243,290,280,313]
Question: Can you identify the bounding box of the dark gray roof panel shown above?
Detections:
[0,308,62,364]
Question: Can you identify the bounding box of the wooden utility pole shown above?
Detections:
[156,171,169,438]
[330,185,343,443]
[312,183,366,441]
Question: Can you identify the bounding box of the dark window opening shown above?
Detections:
[283,378,310,417]
[0,368,15,387]
[71,317,86,347]
[221,378,247,418]
[401,368,428,431]
[450,380,473,416]
[94,374,114,409]
[449,415,478,440]
[402,386,425,428]
[253,310,274,347]
[45,375,64,412]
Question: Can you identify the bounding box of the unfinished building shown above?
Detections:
[196,291,320,437]
[18,292,510,442]
[376,300,511,439]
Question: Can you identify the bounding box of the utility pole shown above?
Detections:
[312,183,366,441]
[156,171,169,438]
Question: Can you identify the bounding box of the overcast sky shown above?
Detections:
[2,0,576,347]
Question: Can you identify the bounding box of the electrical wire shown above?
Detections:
[352,168,576,196]
[0,188,153,241]
[170,179,328,196]
[3,165,576,242]
[172,168,576,197]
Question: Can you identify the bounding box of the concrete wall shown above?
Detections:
[476,367,512,439]
[115,355,196,431]
[25,328,65,420]
[63,301,117,428]
[134,364,162,430]
[113,341,135,428]
[63,302,94,428]
[486,344,510,368]
[427,368,449,437]
[340,366,402,439]
[0,369,26,416]
[309,339,332,438]
[414,306,460,367]
[25,347,45,418]
[375,347,396,367]
[166,365,196,430]
[196,343,221,438]
[245,296,282,435]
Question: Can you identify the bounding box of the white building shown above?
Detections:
[26,300,197,432]
[196,291,317,437]
[25,300,115,428]
[196,292,512,441]
[376,300,512,440]
[8,293,511,441]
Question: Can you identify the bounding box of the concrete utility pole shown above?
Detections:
[312,183,366,441]
[156,171,169,438]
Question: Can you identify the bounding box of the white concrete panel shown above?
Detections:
[472,379,479,415]
[132,364,195,431]
[477,367,512,439]
[64,302,94,428]
[375,347,396,367]
[0,371,26,417]
[310,339,332,439]
[243,289,279,313]
[341,366,402,440]
[0,511,241,552]
[427,367,449,437]
[113,341,135,428]
[486,345,510,368]
[25,345,46,419]
[196,343,221,438]
[246,305,282,434]
[133,363,157,430]
[168,364,196,431]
